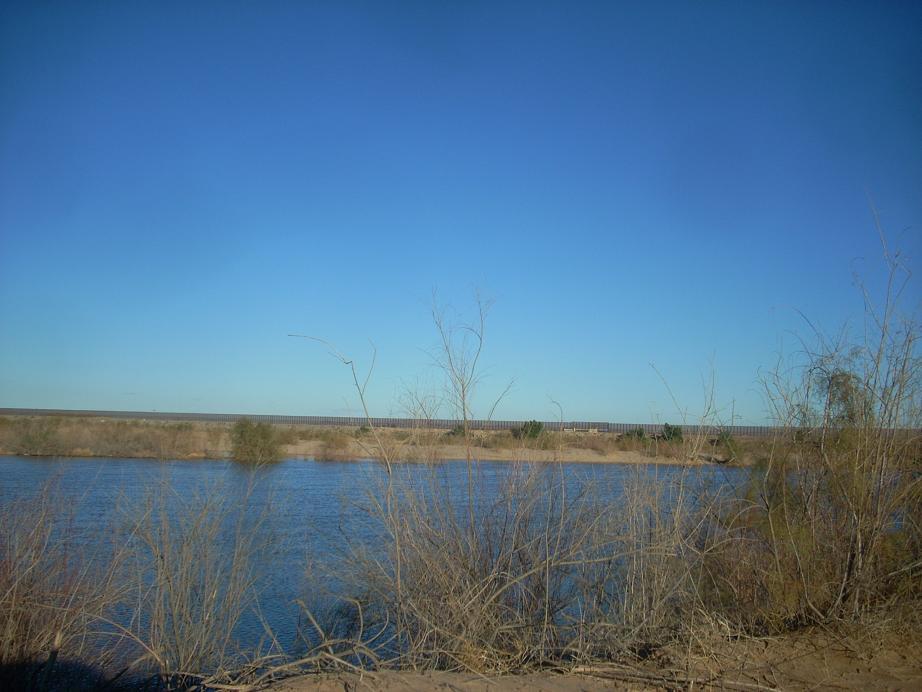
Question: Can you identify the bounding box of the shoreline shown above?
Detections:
[0,414,745,466]
[0,449,722,467]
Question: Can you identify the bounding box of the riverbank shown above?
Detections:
[1,442,918,691]
[273,627,922,691]
[0,415,752,465]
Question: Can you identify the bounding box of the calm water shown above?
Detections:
[0,455,748,656]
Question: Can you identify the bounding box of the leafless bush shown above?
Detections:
[0,484,128,687]
[283,240,920,680]
[303,296,728,674]
[324,464,608,672]
[124,474,275,686]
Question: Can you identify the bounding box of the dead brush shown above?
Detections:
[314,430,354,462]
[334,463,621,673]
[284,271,921,685]
[0,485,128,687]
[311,461,753,677]
[121,473,276,687]
[293,295,738,676]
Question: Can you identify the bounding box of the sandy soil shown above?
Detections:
[284,440,711,466]
[0,416,736,466]
[273,670,625,691]
[267,630,922,691]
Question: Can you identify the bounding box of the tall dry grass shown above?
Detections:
[327,465,608,671]
[0,473,279,690]
[121,475,276,688]
[0,417,224,459]
[0,484,130,689]
[298,296,736,675]
[299,246,919,681]
[0,235,917,687]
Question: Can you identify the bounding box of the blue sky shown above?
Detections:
[1,1,920,424]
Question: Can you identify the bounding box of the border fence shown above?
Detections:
[0,408,780,437]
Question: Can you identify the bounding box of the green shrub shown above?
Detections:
[230,420,282,464]
[621,428,646,440]
[661,423,683,442]
[512,420,544,440]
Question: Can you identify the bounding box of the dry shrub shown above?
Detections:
[557,432,618,455]
[0,472,279,689]
[315,431,354,461]
[332,464,617,672]
[475,430,516,450]
[292,260,919,679]
[0,484,127,687]
[274,426,300,446]
[611,433,685,459]
[297,427,345,443]
[0,417,64,456]
[0,442,280,687]
[124,475,274,686]
[605,469,706,645]
[302,296,729,674]
[390,444,432,465]
[316,463,746,674]
[0,417,212,459]
[695,244,922,634]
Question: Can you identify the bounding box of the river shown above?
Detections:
[0,455,748,662]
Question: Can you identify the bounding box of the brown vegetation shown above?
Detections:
[0,475,275,690]
[0,487,128,685]
[125,478,274,687]
[0,415,759,465]
[0,244,918,690]
[0,416,227,460]
[284,263,921,688]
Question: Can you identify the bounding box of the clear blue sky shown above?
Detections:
[1,1,920,424]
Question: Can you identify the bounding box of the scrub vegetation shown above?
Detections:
[230,419,284,464]
[0,417,225,460]
[0,415,753,465]
[0,246,919,690]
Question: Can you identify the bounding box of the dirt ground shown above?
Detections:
[0,416,737,466]
[273,670,633,691]
[269,629,922,691]
[285,440,706,466]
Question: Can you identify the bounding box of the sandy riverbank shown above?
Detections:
[0,415,747,466]
[286,439,714,465]
[268,627,922,691]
